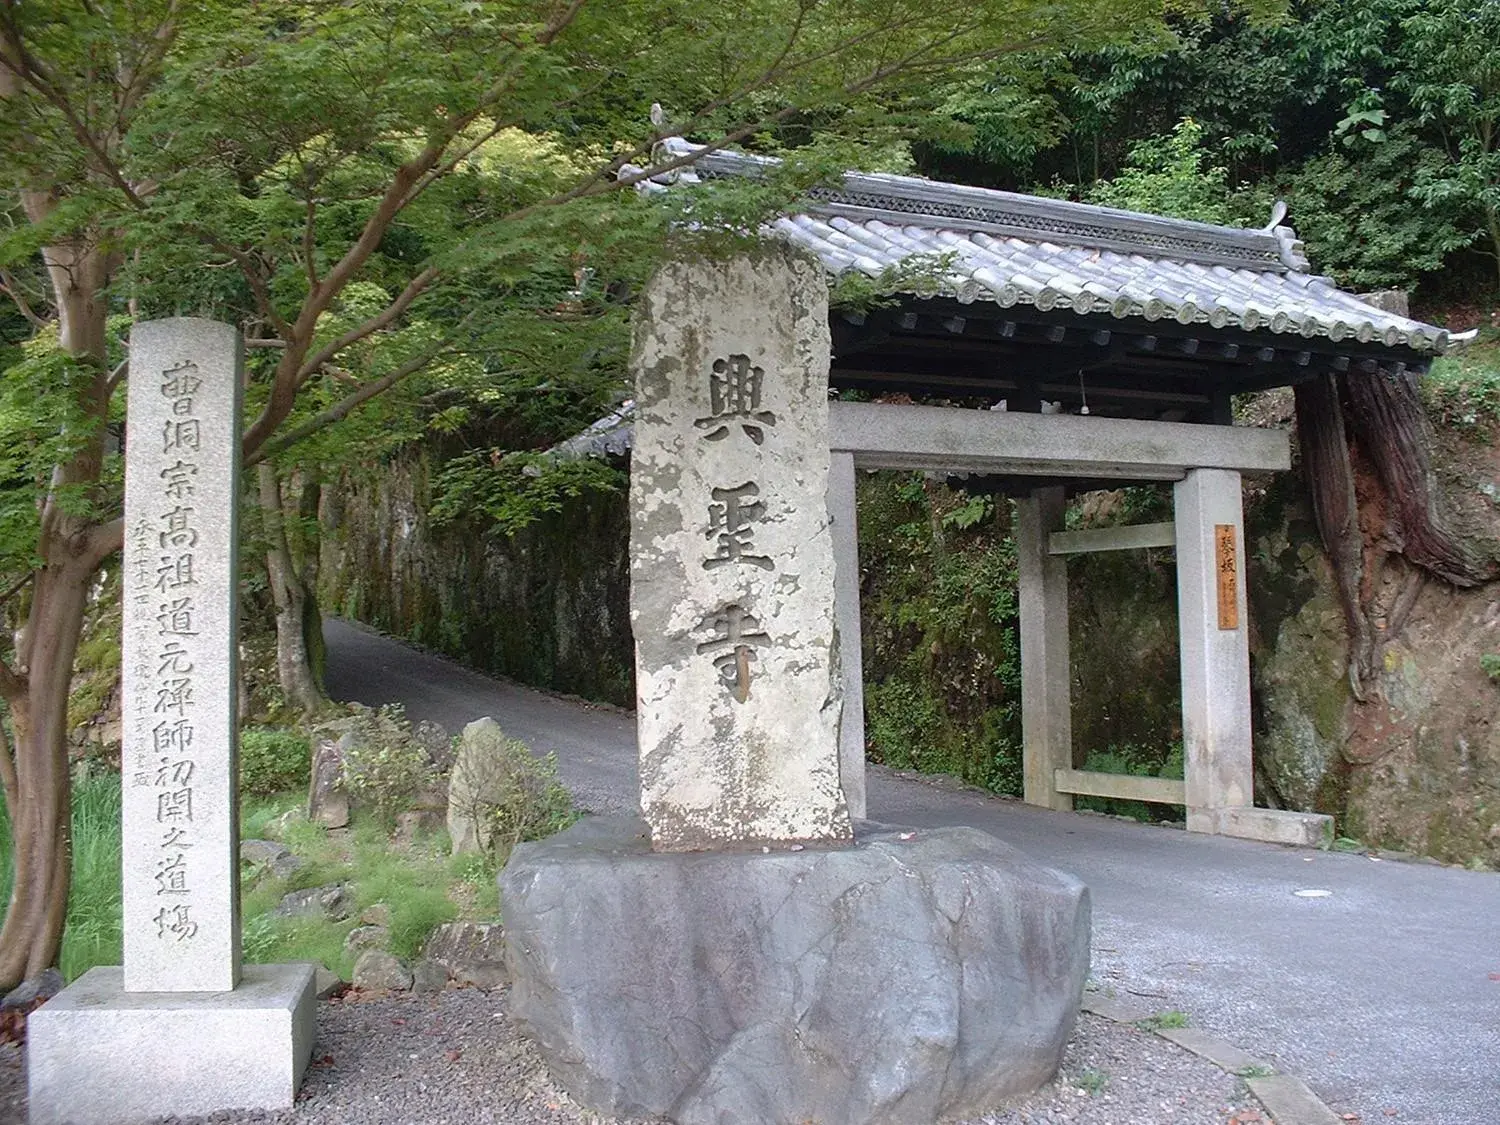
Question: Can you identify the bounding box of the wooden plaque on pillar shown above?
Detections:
[1215,523,1238,630]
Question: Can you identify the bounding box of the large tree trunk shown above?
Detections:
[1342,363,1492,588]
[1294,374,1375,693]
[0,221,118,990]
[0,562,92,989]
[257,462,329,716]
[1296,362,1497,704]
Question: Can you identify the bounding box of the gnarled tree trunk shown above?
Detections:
[1296,361,1496,703]
[1342,364,1492,588]
[1294,374,1375,693]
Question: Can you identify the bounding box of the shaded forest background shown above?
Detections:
[307,0,1500,869]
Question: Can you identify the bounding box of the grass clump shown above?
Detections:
[0,771,123,981]
[1138,1009,1190,1031]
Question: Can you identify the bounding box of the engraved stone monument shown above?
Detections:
[631,246,850,849]
[28,318,315,1125]
[502,249,1091,1125]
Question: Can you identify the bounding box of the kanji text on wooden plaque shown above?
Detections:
[1215,523,1238,630]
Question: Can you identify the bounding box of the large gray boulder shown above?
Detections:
[500,817,1090,1125]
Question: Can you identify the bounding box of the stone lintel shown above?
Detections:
[1049,521,1175,555]
[1054,768,1185,806]
[830,401,1290,478]
[27,963,316,1125]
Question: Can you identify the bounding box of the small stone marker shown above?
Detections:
[631,246,851,850]
[122,317,243,992]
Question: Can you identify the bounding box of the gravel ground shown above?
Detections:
[0,986,1265,1125]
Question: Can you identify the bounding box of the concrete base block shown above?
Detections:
[501,816,1091,1125]
[28,962,316,1125]
[1215,807,1334,848]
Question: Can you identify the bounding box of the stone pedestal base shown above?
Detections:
[500,817,1091,1125]
[28,962,316,1125]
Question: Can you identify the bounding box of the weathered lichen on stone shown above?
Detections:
[630,246,850,850]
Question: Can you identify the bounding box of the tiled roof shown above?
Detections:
[624,138,1467,356]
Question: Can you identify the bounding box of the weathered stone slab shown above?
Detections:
[423,920,508,989]
[27,963,315,1125]
[630,247,849,849]
[500,816,1090,1124]
[121,317,243,993]
[1216,806,1334,848]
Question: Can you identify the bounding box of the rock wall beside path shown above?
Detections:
[319,451,634,709]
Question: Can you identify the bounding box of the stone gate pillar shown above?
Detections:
[1173,467,1253,832]
[1018,485,1073,811]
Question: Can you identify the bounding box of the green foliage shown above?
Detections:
[1423,332,1500,436]
[1481,653,1500,684]
[339,705,435,820]
[239,728,312,797]
[0,326,123,583]
[1396,0,1500,285]
[859,473,1023,794]
[1086,119,1262,225]
[431,452,625,536]
[1282,123,1472,290]
[450,730,577,861]
[828,252,960,313]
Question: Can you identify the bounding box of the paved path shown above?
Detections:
[325,617,1500,1125]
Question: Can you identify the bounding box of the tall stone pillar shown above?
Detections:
[1017,486,1073,811]
[28,319,315,1125]
[120,318,243,993]
[630,245,850,850]
[829,451,866,820]
[1173,467,1253,833]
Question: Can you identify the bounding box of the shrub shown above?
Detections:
[450,728,576,860]
[239,728,311,796]
[1481,653,1500,684]
[340,705,434,819]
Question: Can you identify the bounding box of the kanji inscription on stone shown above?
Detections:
[122,318,243,992]
[630,246,851,851]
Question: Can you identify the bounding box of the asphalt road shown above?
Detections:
[324,616,1500,1125]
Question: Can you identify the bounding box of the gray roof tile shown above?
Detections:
[624,139,1464,356]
